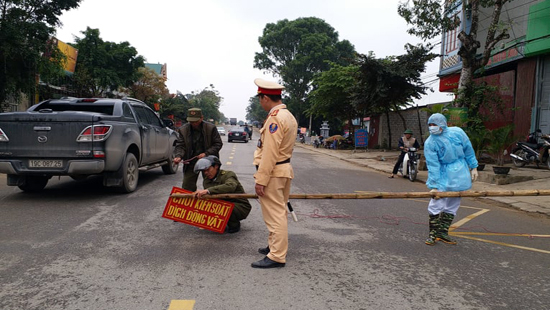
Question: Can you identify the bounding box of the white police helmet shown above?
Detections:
[193,155,222,174]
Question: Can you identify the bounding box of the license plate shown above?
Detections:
[235,133,240,136]
[29,160,63,168]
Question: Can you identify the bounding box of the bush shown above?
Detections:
[486,125,515,166]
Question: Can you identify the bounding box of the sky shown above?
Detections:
[55,0,453,122]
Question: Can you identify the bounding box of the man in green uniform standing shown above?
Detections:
[173,108,223,192]
[193,155,252,233]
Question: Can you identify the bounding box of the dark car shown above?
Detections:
[228,127,249,143]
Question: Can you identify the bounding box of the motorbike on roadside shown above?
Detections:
[398,147,419,182]
[313,137,323,148]
[510,129,550,169]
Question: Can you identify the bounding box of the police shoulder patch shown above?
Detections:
[269,123,278,134]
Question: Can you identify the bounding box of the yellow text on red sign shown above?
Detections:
[162,187,234,234]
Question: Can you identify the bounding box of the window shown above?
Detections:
[133,106,163,127]
[133,106,150,124]
[37,102,114,114]
[123,103,136,120]
[144,108,164,127]
[445,14,460,54]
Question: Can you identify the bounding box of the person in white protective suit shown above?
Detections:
[423,113,479,246]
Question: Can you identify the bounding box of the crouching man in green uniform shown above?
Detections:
[193,155,252,233]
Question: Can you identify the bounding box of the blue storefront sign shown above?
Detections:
[355,129,368,148]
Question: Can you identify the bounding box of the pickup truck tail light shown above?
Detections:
[93,151,106,158]
[77,125,113,142]
[0,128,8,142]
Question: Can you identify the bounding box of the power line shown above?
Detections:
[412,2,547,82]
[439,0,545,57]
[421,78,440,86]
[476,0,540,26]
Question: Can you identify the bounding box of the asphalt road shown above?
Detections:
[1,134,549,310]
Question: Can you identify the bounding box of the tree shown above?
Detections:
[253,17,356,127]
[186,85,224,123]
[309,63,361,135]
[0,0,81,108]
[354,45,435,148]
[487,124,515,166]
[71,27,145,97]
[246,96,268,125]
[37,38,70,100]
[160,91,190,121]
[398,0,512,106]
[119,66,170,106]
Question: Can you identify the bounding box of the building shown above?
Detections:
[145,63,167,80]
[438,0,550,136]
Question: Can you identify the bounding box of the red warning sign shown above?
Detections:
[162,187,234,234]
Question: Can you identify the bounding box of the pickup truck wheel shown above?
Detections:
[162,148,179,174]
[18,176,49,192]
[119,153,139,193]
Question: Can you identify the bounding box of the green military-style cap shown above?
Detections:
[187,108,203,122]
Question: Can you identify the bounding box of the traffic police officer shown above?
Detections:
[251,78,298,269]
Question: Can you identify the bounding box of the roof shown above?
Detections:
[145,63,167,79]
[145,63,163,75]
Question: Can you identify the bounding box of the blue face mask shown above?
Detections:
[429,125,441,135]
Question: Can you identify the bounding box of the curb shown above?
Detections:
[299,144,423,181]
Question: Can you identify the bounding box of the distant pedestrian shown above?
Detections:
[424,113,478,246]
[244,123,253,139]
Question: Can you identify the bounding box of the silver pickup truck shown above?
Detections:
[0,97,179,193]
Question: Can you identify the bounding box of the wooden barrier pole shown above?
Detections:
[170,189,550,200]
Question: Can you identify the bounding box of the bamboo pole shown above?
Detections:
[170,189,550,200]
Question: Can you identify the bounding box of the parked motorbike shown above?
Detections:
[299,133,305,144]
[398,147,419,182]
[510,129,550,169]
[313,137,324,148]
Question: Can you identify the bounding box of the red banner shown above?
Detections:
[439,73,460,92]
[162,187,234,233]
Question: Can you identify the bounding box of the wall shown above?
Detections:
[376,106,430,149]
[525,0,550,56]
[1,93,31,112]
[478,70,516,130]
[476,0,539,52]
